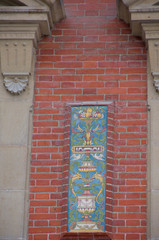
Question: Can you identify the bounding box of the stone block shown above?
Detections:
[151,191,159,239]
[0,191,25,239]
[150,100,159,190]
[0,146,27,190]
[0,101,30,145]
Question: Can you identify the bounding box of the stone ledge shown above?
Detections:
[60,233,112,240]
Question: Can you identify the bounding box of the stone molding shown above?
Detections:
[117,0,159,92]
[0,0,65,94]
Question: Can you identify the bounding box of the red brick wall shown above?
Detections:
[28,0,147,240]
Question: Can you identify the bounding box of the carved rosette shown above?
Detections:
[3,73,29,94]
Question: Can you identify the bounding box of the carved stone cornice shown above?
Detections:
[117,0,159,34]
[0,0,65,94]
[117,0,159,92]
[0,0,65,36]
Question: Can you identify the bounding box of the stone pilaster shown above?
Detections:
[0,1,65,240]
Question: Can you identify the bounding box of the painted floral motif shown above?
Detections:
[68,106,107,232]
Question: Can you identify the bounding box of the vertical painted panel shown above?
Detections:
[68,106,108,232]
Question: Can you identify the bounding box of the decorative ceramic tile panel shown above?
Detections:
[68,106,108,232]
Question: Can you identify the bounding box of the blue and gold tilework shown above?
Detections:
[68,106,108,232]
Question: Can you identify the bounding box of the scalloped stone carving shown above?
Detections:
[152,72,159,92]
[3,73,29,94]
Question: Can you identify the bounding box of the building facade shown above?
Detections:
[0,0,159,240]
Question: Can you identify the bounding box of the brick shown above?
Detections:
[126,220,140,226]
[63,29,77,35]
[119,186,146,192]
[36,82,60,88]
[83,88,96,94]
[83,62,97,68]
[83,75,97,81]
[35,208,49,213]
[54,76,82,81]
[76,82,104,88]
[120,120,147,126]
[112,234,125,240]
[35,96,60,101]
[52,30,62,35]
[62,56,76,61]
[30,186,57,192]
[121,54,146,61]
[33,121,58,127]
[34,235,48,240]
[118,227,146,233]
[36,69,61,75]
[121,82,146,90]
[29,1,148,239]
[99,61,127,68]
[126,234,139,240]
[77,42,105,48]
[77,55,105,61]
[55,36,83,42]
[119,199,146,205]
[62,42,76,49]
[30,200,56,207]
[119,173,146,179]
[120,133,146,139]
[54,62,82,68]
[126,206,140,212]
[29,227,56,233]
[76,68,104,74]
[76,95,104,101]
[54,89,82,95]
[79,3,106,10]
[55,49,83,55]
[99,35,128,42]
[35,194,50,199]
[39,43,61,48]
[97,88,126,94]
[120,94,146,101]
[39,62,53,68]
[37,56,61,62]
[98,74,126,81]
[31,173,58,179]
[36,180,50,185]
